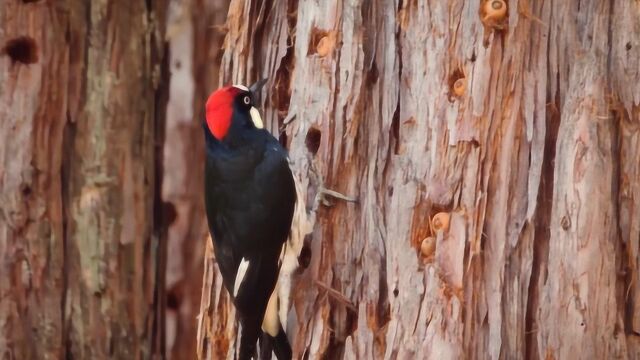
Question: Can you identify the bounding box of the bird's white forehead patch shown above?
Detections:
[250,107,264,129]
[232,84,249,91]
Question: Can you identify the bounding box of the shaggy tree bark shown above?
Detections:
[0,1,167,358]
[196,0,640,359]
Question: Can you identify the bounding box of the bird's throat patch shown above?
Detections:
[250,107,264,129]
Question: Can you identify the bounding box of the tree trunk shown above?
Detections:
[0,1,167,358]
[197,0,640,359]
[163,0,229,358]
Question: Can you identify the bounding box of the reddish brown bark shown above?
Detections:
[196,0,640,359]
[0,1,167,358]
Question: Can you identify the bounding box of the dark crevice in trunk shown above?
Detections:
[615,105,635,334]
[275,0,297,148]
[392,0,404,157]
[150,35,171,359]
[61,114,75,360]
[249,0,272,84]
[525,85,560,360]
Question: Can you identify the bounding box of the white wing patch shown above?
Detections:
[233,258,250,297]
[232,84,249,91]
[262,285,280,337]
[249,107,264,129]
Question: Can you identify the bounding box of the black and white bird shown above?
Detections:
[203,80,296,360]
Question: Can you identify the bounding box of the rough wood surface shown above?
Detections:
[0,1,167,358]
[196,0,640,359]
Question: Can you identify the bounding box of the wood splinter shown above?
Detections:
[315,280,357,312]
[315,187,358,207]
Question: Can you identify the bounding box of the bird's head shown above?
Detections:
[205,79,268,141]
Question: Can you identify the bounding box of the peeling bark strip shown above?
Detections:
[196,0,640,359]
[0,1,167,358]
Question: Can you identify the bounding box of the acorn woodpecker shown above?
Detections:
[203,80,295,360]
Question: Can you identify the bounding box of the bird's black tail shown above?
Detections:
[258,325,292,360]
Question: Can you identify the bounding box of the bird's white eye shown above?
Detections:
[243,96,251,105]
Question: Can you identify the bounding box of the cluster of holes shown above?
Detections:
[2,36,38,64]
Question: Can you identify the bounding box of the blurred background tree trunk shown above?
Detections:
[195,0,640,359]
[0,1,167,358]
[162,0,229,357]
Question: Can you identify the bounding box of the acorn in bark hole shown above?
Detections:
[431,212,450,233]
[483,0,507,22]
[421,237,436,257]
[453,78,466,97]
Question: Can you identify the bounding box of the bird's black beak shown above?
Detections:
[249,78,268,104]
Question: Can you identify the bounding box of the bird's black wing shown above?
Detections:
[204,137,295,322]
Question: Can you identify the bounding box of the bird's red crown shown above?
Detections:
[205,86,242,140]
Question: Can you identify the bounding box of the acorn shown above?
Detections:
[453,78,466,97]
[431,212,451,233]
[316,34,336,57]
[420,237,436,257]
[483,0,507,22]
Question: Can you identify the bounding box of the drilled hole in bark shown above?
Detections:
[393,288,399,297]
[305,127,321,155]
[279,131,288,148]
[448,68,466,100]
[167,289,180,310]
[308,27,336,57]
[298,242,312,269]
[469,51,477,62]
[308,28,327,55]
[3,36,38,64]
[20,184,32,197]
[367,61,379,85]
[273,41,294,114]
[295,235,313,275]
[391,106,400,155]
[162,201,178,227]
[626,42,632,51]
